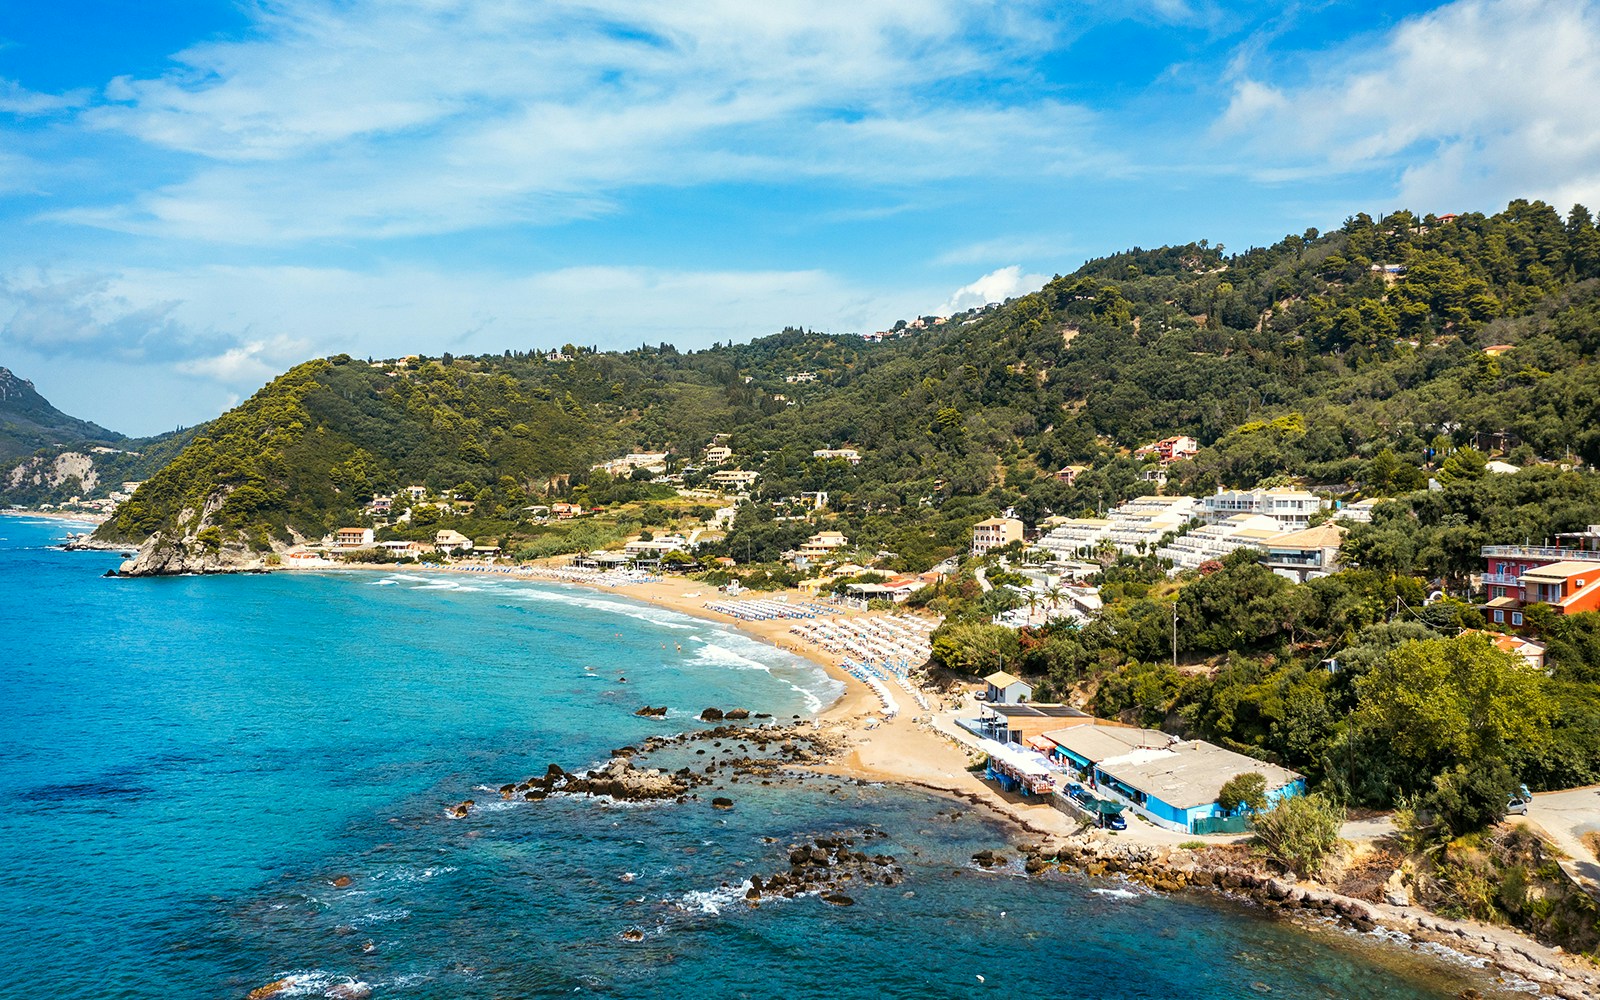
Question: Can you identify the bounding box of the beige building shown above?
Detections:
[971,517,1024,556]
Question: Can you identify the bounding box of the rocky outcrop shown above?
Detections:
[117,528,273,576]
[737,830,901,906]
[1027,837,1600,998]
[501,758,692,803]
[116,491,281,576]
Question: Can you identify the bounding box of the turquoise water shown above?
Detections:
[0,516,1499,999]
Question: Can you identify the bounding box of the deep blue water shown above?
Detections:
[0,516,1503,999]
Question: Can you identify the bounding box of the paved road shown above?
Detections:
[1523,784,1600,892]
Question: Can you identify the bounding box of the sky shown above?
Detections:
[4,0,1600,435]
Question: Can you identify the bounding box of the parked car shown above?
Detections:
[1070,787,1095,806]
[1507,782,1533,816]
[1101,812,1127,831]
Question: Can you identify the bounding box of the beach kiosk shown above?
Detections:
[978,738,1057,797]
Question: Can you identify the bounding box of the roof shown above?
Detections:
[1522,561,1600,582]
[984,670,1025,688]
[1097,740,1302,811]
[1265,523,1347,550]
[1464,630,1545,656]
[1040,723,1172,762]
[987,703,1090,719]
[974,517,1021,529]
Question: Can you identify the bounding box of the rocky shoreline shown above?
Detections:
[1022,836,1600,999]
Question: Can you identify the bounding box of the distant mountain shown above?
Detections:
[0,366,122,464]
[0,366,205,506]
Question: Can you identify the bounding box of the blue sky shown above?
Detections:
[4,0,1599,434]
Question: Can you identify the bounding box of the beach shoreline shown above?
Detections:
[1,508,109,528]
[167,556,1600,994]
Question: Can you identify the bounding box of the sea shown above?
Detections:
[0,515,1517,999]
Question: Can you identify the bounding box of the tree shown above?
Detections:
[1218,772,1268,815]
[1252,793,1345,878]
[1352,633,1553,802]
[929,621,1021,676]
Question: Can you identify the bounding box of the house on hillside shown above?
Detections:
[1462,629,1548,671]
[1055,464,1090,485]
[983,671,1033,704]
[333,527,375,549]
[1259,523,1346,583]
[703,445,734,465]
[1482,528,1600,626]
[798,530,849,560]
[971,517,1024,556]
[1135,435,1199,464]
[812,448,862,464]
[1201,486,1327,530]
[709,470,760,491]
[434,529,473,555]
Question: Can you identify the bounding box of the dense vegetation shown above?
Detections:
[88,199,1600,834]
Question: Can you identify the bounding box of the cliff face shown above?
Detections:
[116,490,279,576]
[6,450,99,494]
[117,530,272,576]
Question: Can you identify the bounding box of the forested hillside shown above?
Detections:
[98,199,1600,568]
[0,366,122,465]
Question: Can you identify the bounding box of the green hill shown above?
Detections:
[98,200,1600,570]
[0,366,122,464]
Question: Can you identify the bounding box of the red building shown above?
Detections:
[1482,527,1600,626]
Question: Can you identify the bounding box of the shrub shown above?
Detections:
[1252,793,1345,878]
[1218,772,1268,815]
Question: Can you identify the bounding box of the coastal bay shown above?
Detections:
[0,518,1546,999]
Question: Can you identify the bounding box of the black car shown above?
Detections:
[1100,812,1127,831]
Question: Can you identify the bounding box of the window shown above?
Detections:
[1494,610,1505,623]
[1512,612,1524,626]
[1580,579,1587,588]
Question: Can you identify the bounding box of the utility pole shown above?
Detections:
[1171,603,1179,670]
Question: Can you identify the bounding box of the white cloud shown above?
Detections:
[1215,0,1600,211]
[176,335,313,382]
[936,265,1050,315]
[45,0,1104,243]
[0,78,88,116]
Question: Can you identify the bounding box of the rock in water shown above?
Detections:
[712,797,734,810]
[621,928,645,942]
[327,983,373,999]
[821,893,855,906]
[246,978,294,1000]
[700,707,725,721]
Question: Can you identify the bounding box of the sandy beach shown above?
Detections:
[372,559,1094,844]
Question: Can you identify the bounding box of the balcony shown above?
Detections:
[1481,545,1600,562]
[1481,572,1523,587]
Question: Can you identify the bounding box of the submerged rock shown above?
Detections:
[246,979,294,1000]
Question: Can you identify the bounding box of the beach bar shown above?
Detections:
[1038,726,1304,833]
[978,738,1057,797]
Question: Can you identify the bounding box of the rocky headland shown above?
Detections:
[1019,836,1600,999]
